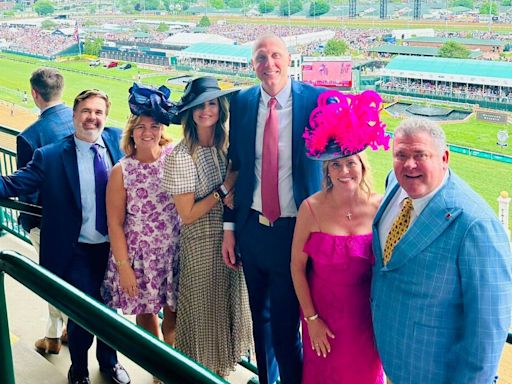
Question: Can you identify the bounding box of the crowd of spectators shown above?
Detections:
[381,78,512,103]
[0,25,76,57]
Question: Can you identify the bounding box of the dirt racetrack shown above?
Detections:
[0,100,37,152]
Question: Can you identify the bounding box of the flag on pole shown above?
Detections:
[74,21,81,56]
[74,21,79,42]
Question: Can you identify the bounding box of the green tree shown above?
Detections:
[13,2,25,11]
[438,41,470,58]
[450,0,473,7]
[41,20,58,30]
[33,0,55,16]
[324,39,348,55]
[279,0,302,15]
[198,15,211,27]
[83,38,104,57]
[226,0,242,7]
[258,0,275,13]
[309,0,329,16]
[502,0,511,5]
[210,0,225,8]
[156,22,168,32]
[479,1,498,14]
[145,0,161,10]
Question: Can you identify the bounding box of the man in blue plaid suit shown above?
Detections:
[371,118,512,384]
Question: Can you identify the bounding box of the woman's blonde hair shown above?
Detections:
[180,96,229,160]
[322,151,374,199]
[121,114,171,156]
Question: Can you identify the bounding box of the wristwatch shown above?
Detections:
[217,184,229,199]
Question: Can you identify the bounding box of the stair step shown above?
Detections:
[11,334,67,384]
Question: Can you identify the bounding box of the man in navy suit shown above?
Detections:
[222,33,323,384]
[17,67,74,355]
[0,90,130,384]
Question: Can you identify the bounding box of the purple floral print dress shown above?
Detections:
[102,145,180,314]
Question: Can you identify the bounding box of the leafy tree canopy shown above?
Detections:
[279,0,302,15]
[438,41,471,58]
[258,1,275,13]
[41,20,58,30]
[226,0,242,7]
[156,22,169,32]
[198,15,211,27]
[83,38,104,57]
[33,0,55,16]
[309,0,330,16]
[450,0,473,8]
[324,38,348,55]
[479,0,498,14]
[210,0,225,9]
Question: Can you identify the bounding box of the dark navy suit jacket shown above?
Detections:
[1,128,122,278]
[227,80,324,230]
[16,103,74,231]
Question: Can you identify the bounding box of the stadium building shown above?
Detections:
[377,55,512,111]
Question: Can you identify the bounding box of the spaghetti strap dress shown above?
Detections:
[301,201,384,384]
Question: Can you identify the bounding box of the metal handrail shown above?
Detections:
[0,250,227,384]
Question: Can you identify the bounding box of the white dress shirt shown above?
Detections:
[251,78,297,217]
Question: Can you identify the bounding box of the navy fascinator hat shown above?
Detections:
[128,83,178,126]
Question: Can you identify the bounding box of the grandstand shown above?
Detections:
[378,55,512,111]
[404,36,506,58]
[368,44,482,58]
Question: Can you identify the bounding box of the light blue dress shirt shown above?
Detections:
[74,135,113,244]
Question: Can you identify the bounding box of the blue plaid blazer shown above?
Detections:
[371,170,512,384]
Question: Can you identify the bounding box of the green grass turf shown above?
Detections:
[0,53,510,223]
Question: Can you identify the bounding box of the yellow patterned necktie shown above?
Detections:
[383,197,413,265]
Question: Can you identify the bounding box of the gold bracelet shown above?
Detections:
[304,313,319,322]
[115,259,128,267]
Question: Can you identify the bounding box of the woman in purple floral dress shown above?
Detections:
[102,86,180,346]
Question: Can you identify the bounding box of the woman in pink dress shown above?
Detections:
[291,90,389,384]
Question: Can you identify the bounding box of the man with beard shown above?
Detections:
[0,90,130,384]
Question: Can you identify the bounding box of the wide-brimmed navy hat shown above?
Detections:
[171,77,239,125]
[128,83,178,126]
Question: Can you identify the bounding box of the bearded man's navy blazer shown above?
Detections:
[0,128,122,278]
[16,103,75,232]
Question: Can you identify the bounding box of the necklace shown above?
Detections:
[345,211,352,221]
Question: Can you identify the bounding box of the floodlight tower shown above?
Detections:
[349,0,357,18]
[380,0,388,19]
[413,0,421,20]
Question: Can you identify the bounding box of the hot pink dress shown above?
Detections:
[301,231,384,384]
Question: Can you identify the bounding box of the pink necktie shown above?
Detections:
[261,97,281,223]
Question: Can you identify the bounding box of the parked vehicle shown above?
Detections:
[105,61,119,68]
[118,63,132,70]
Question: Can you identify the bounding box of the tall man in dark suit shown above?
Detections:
[222,33,323,384]
[0,90,130,384]
[17,67,75,355]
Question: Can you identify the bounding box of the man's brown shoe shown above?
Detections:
[35,337,61,354]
